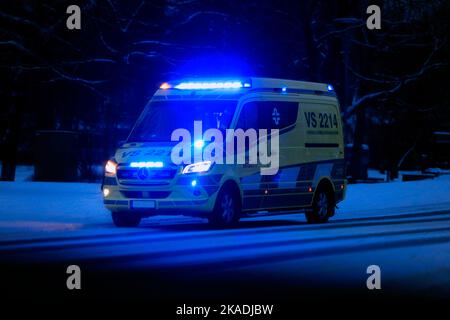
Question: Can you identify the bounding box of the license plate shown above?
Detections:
[131,200,156,209]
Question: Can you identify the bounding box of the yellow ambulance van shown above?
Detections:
[102,78,346,227]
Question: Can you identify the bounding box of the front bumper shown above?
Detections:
[102,175,220,217]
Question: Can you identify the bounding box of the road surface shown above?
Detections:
[2,206,450,300]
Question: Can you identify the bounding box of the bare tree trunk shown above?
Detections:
[1,90,22,181]
[349,108,368,180]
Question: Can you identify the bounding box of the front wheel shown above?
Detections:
[305,187,334,224]
[208,187,241,227]
[112,211,141,227]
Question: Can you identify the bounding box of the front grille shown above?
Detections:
[121,191,171,199]
[117,165,177,185]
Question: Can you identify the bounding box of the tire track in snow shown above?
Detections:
[2,210,450,271]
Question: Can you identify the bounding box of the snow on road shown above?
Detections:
[0,174,449,239]
[1,174,450,239]
[1,174,450,298]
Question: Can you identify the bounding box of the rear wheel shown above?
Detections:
[209,186,241,227]
[305,186,334,224]
[112,211,141,227]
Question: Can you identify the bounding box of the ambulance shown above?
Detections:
[102,78,346,227]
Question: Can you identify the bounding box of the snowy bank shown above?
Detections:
[1,174,450,239]
[338,174,450,217]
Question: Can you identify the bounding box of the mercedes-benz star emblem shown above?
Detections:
[137,167,149,180]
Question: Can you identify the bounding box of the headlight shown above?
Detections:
[105,160,117,175]
[182,161,212,174]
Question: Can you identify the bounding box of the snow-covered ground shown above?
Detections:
[0,173,449,240]
[1,174,450,299]
[339,174,450,215]
[0,180,110,240]
[0,164,34,182]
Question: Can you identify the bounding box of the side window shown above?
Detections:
[237,102,259,130]
[258,101,298,129]
[237,101,298,130]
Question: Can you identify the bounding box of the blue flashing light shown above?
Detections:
[281,86,287,93]
[174,81,245,90]
[130,161,164,168]
[194,139,205,149]
[327,84,334,91]
[191,180,197,187]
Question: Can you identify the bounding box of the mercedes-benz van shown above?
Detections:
[102,78,346,227]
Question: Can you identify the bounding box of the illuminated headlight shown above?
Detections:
[182,161,213,174]
[105,160,117,175]
[194,140,205,149]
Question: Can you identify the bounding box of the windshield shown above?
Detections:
[127,100,237,142]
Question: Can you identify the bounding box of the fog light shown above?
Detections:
[103,188,110,197]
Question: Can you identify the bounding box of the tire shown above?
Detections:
[111,211,141,227]
[305,186,334,224]
[208,186,241,227]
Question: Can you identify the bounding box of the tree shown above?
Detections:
[309,0,450,179]
[1,0,448,181]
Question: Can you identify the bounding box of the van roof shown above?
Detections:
[154,77,335,97]
[251,77,332,92]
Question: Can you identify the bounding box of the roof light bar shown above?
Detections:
[174,81,248,90]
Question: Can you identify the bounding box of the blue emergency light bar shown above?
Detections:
[160,80,252,90]
[175,81,245,90]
